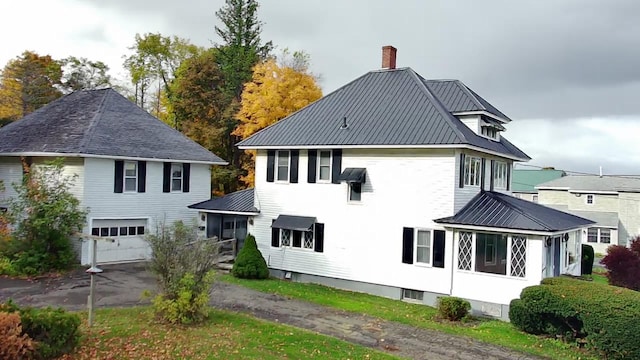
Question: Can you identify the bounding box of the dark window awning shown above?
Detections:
[339,168,366,183]
[272,215,316,231]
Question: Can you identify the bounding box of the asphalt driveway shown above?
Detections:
[0,263,543,360]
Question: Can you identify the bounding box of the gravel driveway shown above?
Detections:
[0,263,543,360]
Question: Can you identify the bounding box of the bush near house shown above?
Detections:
[581,244,594,275]
[232,234,269,279]
[0,160,87,276]
[1,301,80,359]
[509,277,640,360]
[601,236,640,291]
[436,297,471,321]
[146,221,220,324]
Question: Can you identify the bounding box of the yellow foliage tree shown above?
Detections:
[234,52,322,186]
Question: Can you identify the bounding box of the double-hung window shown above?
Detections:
[464,156,482,186]
[171,163,183,191]
[124,161,137,192]
[588,227,611,243]
[280,229,315,250]
[493,161,508,189]
[318,150,332,181]
[349,182,362,202]
[416,230,432,265]
[586,194,594,205]
[276,150,290,182]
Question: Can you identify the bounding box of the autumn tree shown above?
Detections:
[0,51,62,121]
[123,33,200,120]
[60,56,111,92]
[234,51,322,186]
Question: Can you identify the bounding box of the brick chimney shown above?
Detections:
[381,45,397,69]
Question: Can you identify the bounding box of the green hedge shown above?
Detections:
[510,277,640,359]
[581,244,594,275]
[1,301,81,359]
[436,297,470,321]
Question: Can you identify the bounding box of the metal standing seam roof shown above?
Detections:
[338,168,367,183]
[537,175,640,192]
[272,215,316,231]
[188,188,258,214]
[237,68,529,161]
[0,88,226,164]
[435,191,595,232]
[512,169,567,193]
[422,79,511,121]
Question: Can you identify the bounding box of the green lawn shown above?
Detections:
[61,307,397,360]
[221,275,598,360]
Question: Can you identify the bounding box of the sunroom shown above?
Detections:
[435,191,594,319]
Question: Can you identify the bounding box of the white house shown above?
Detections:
[193,46,595,319]
[536,175,640,254]
[0,88,226,264]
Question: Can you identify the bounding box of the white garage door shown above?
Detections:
[88,219,151,264]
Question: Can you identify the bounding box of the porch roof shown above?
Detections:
[434,191,594,232]
[188,188,258,215]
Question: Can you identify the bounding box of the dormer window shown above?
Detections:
[481,126,498,140]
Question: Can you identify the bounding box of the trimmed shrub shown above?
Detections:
[581,244,594,275]
[602,237,640,291]
[436,296,471,321]
[1,301,81,359]
[0,312,35,359]
[232,234,269,279]
[152,272,214,325]
[510,277,640,359]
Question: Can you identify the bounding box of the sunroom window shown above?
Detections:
[458,231,527,278]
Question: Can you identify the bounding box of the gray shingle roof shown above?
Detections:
[537,175,640,192]
[238,68,528,160]
[435,191,594,232]
[546,205,618,228]
[423,79,511,121]
[188,188,258,214]
[0,88,226,164]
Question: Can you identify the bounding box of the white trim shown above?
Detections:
[452,110,510,123]
[415,228,433,266]
[569,190,618,195]
[239,144,528,161]
[347,182,362,203]
[442,223,585,236]
[317,149,332,182]
[0,152,227,165]
[193,209,259,216]
[536,186,571,190]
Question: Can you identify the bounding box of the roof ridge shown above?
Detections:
[409,69,468,143]
[488,192,553,231]
[454,80,486,112]
[78,89,110,153]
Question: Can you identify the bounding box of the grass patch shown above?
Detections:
[60,307,397,359]
[221,275,598,360]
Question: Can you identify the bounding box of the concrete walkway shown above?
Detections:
[0,263,543,360]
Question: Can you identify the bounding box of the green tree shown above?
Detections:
[214,0,273,189]
[234,51,322,186]
[0,51,63,120]
[3,159,87,274]
[170,49,239,195]
[61,56,112,92]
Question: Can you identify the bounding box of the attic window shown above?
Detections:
[481,126,499,140]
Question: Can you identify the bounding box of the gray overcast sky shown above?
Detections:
[2,0,639,174]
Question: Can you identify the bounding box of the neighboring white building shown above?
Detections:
[199,46,593,320]
[537,175,640,254]
[0,89,226,264]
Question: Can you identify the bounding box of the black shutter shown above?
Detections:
[331,149,342,184]
[266,150,275,183]
[182,163,190,192]
[314,223,324,253]
[137,161,146,193]
[271,219,279,247]
[459,153,465,188]
[490,160,495,191]
[506,162,511,191]
[114,160,124,193]
[290,150,299,183]
[163,162,171,193]
[402,227,414,264]
[480,158,486,191]
[433,230,446,268]
[307,150,317,183]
